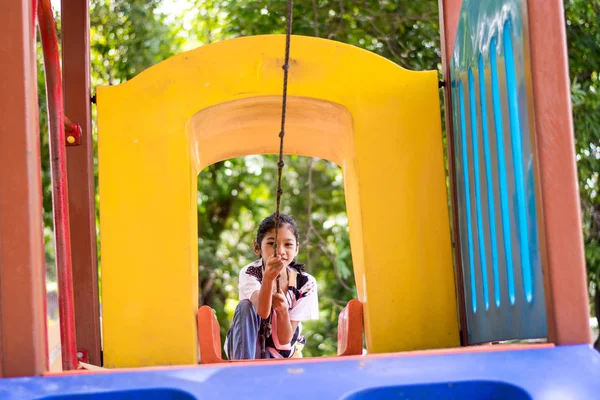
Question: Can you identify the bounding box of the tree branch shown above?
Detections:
[302,158,353,292]
[303,158,315,269]
[311,0,319,37]
[313,230,353,293]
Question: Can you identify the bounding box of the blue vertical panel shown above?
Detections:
[490,37,516,305]
[451,70,475,321]
[478,56,501,308]
[450,0,547,343]
[503,21,533,303]
[468,69,490,311]
[458,81,477,314]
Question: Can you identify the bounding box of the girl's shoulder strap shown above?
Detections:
[288,267,298,289]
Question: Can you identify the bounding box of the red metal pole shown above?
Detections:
[32,0,38,36]
[37,0,78,370]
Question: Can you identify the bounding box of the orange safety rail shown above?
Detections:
[199,300,365,363]
[337,299,364,356]
[197,306,226,364]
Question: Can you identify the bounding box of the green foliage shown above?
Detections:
[565,0,600,336]
[90,0,185,84]
[193,0,440,72]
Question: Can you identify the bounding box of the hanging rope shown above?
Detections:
[261,0,294,359]
[273,0,294,294]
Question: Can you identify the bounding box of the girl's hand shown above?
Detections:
[271,292,289,315]
[264,254,285,282]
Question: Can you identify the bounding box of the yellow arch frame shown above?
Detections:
[97,35,459,368]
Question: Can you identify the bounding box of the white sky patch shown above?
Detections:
[158,0,194,22]
[51,0,189,13]
[50,0,195,26]
[158,0,201,50]
[49,0,200,50]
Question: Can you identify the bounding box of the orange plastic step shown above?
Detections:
[197,305,226,364]
[337,299,364,356]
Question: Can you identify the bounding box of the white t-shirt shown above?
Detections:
[238,259,319,322]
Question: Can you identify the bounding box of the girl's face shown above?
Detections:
[254,225,299,267]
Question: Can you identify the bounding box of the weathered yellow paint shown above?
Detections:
[97,35,459,368]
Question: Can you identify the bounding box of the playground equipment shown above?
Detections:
[0,0,599,398]
[97,32,456,368]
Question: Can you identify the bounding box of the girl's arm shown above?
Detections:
[252,255,285,319]
[253,279,274,319]
[272,293,299,344]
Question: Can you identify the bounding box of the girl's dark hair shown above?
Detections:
[256,213,305,273]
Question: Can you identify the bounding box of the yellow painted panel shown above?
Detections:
[97,34,459,367]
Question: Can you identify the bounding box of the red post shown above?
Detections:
[526,0,591,345]
[438,0,466,345]
[0,0,48,377]
[38,0,79,370]
[61,0,102,365]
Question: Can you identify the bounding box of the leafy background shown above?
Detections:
[42,0,600,359]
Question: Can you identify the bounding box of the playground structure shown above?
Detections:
[0,0,599,398]
[97,33,456,367]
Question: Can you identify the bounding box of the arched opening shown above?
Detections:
[196,154,355,357]
[191,96,359,358]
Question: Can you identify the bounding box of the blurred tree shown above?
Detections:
[89,0,185,84]
[194,0,440,71]
[565,0,600,349]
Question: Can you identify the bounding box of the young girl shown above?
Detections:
[224,213,319,360]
